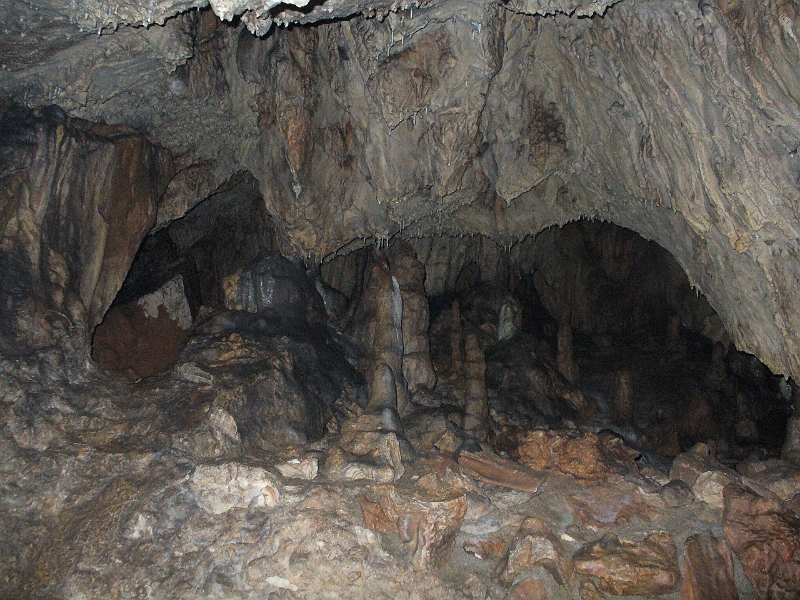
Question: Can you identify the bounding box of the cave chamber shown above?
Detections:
[2,0,800,597]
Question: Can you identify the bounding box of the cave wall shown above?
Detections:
[1,0,799,379]
[0,104,173,356]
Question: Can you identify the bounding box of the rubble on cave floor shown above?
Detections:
[3,321,800,600]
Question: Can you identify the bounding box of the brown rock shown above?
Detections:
[578,579,605,600]
[463,534,509,560]
[737,459,800,502]
[387,242,437,394]
[0,106,172,356]
[573,531,680,596]
[504,578,547,600]
[518,429,638,480]
[567,480,661,527]
[681,531,738,600]
[723,483,800,599]
[458,451,546,494]
[463,333,489,439]
[670,443,730,487]
[358,484,467,569]
[495,517,571,588]
[692,470,739,510]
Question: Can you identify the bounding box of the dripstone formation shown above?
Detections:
[1,0,800,598]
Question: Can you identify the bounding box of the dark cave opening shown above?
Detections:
[91,171,281,380]
[92,201,793,461]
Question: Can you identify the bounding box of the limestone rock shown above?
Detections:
[458,451,546,494]
[783,416,800,465]
[518,429,639,480]
[190,463,281,514]
[462,535,508,561]
[276,456,319,480]
[670,443,729,487]
[572,531,680,596]
[658,479,694,507]
[681,531,739,600]
[0,104,172,357]
[567,480,661,528]
[463,333,489,438]
[723,483,800,599]
[503,578,548,600]
[346,255,411,415]
[222,252,325,326]
[387,242,437,394]
[92,274,193,379]
[172,405,241,458]
[738,459,800,502]
[358,484,467,569]
[495,517,571,588]
[693,470,739,510]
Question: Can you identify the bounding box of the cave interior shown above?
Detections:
[2,0,800,597]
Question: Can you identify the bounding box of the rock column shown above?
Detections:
[557,321,579,384]
[463,333,488,440]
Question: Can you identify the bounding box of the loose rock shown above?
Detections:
[572,531,680,595]
[358,484,467,569]
[723,483,800,599]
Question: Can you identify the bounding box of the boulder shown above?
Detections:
[518,429,639,480]
[681,531,739,600]
[573,531,680,596]
[495,517,571,587]
[358,484,467,569]
[723,483,800,599]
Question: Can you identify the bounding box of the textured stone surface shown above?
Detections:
[723,483,800,599]
[572,531,680,596]
[518,429,639,480]
[358,484,467,569]
[92,275,193,379]
[0,104,172,357]
[495,517,571,588]
[681,531,739,600]
[2,0,800,384]
[458,451,546,494]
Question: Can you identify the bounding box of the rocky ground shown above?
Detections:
[3,305,800,600]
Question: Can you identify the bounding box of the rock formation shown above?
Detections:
[2,0,800,598]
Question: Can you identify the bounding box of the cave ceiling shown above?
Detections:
[2,0,800,379]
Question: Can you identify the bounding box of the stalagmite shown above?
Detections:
[497,296,521,342]
[463,333,488,440]
[612,369,632,425]
[557,321,578,385]
[449,301,464,376]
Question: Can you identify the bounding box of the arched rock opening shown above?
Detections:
[3,0,800,597]
[90,171,281,379]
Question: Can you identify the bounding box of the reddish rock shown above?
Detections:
[681,531,738,600]
[462,535,509,560]
[669,443,728,487]
[504,578,547,600]
[92,276,192,379]
[0,105,172,356]
[518,429,638,480]
[567,480,661,528]
[578,579,605,600]
[723,483,800,599]
[358,484,467,569]
[495,517,571,588]
[458,451,546,494]
[572,531,680,596]
[737,459,800,502]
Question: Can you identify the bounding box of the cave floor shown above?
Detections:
[2,326,799,599]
